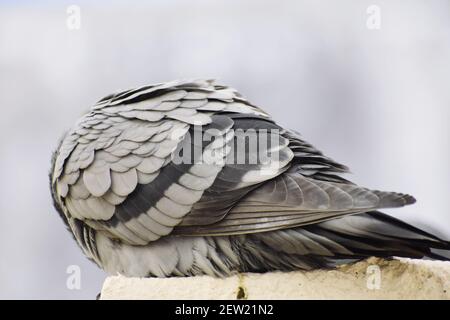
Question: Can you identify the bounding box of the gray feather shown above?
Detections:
[50,79,448,279]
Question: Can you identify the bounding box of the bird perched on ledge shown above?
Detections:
[50,79,450,277]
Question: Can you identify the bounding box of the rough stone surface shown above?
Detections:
[100,257,450,300]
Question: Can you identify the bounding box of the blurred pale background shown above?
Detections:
[0,0,449,299]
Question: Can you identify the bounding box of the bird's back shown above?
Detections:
[50,79,449,277]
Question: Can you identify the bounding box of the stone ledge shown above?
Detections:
[100,257,450,300]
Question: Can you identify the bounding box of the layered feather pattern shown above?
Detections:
[50,79,449,277]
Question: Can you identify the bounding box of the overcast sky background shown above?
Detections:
[0,0,449,299]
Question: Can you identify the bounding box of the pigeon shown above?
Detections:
[50,79,450,277]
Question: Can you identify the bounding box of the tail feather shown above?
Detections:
[240,211,449,272]
[305,211,450,259]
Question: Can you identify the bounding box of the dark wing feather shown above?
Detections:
[177,115,293,227]
[174,123,415,237]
